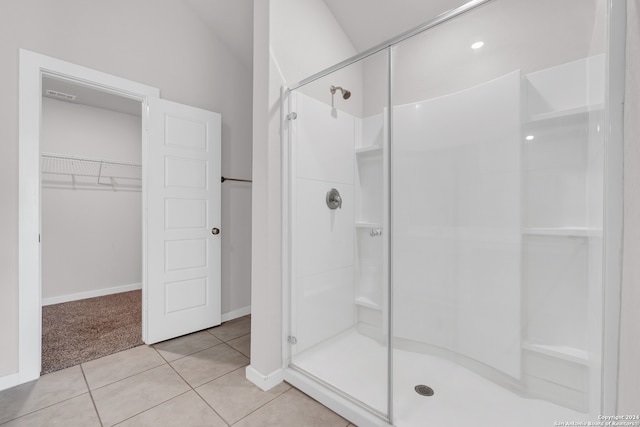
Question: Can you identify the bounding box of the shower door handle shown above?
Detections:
[326,188,342,209]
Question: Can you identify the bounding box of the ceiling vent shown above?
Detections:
[45,89,76,101]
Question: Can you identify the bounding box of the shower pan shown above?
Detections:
[282,1,625,426]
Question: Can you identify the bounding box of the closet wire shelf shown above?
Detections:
[41,152,142,188]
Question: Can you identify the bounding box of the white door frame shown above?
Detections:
[17,49,159,386]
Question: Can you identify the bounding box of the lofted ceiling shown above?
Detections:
[39,1,493,114]
[322,0,472,51]
[183,0,254,71]
[180,0,469,72]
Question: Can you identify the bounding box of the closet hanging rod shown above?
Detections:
[221,176,252,183]
[41,152,141,168]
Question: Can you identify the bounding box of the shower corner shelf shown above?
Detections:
[525,103,604,124]
[522,342,589,366]
[355,145,383,155]
[355,296,382,310]
[355,221,382,229]
[522,227,600,238]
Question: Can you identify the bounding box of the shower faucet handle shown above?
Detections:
[326,188,342,209]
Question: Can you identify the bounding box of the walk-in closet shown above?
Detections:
[40,77,143,373]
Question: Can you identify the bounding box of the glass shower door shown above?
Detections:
[390,0,606,425]
[286,50,390,419]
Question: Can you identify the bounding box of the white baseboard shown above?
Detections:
[0,372,21,392]
[246,365,284,391]
[222,305,251,322]
[42,283,142,306]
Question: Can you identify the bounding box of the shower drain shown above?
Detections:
[414,385,434,396]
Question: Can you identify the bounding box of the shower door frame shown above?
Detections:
[280,83,395,427]
[281,0,625,423]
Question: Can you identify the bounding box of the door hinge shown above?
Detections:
[286,112,297,121]
[287,335,297,345]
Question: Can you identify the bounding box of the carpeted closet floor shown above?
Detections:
[41,290,143,375]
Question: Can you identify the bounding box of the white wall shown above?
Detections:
[270,0,359,94]
[619,0,640,413]
[270,0,363,118]
[0,0,253,378]
[41,98,141,302]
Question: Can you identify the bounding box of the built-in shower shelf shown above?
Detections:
[522,227,600,237]
[355,296,382,310]
[526,103,604,123]
[522,342,589,365]
[355,221,382,229]
[355,145,383,155]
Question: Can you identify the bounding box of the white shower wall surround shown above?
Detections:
[392,70,522,379]
[285,51,609,425]
[290,93,356,353]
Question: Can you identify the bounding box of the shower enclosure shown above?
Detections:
[282,0,624,426]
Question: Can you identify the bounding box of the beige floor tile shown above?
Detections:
[82,345,165,390]
[208,316,251,341]
[1,393,100,427]
[196,367,290,424]
[232,388,349,427]
[91,364,190,427]
[153,330,223,362]
[115,390,227,427]
[0,365,87,424]
[226,333,251,357]
[170,344,249,388]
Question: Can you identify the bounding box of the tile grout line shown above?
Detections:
[162,340,248,372]
[0,321,253,427]
[0,399,83,426]
[109,389,194,427]
[103,346,203,424]
[94,350,193,426]
[80,364,104,427]
[228,386,296,426]
[0,368,92,426]
[87,354,166,393]
[190,362,292,427]
[154,340,226,364]
[194,364,249,389]
[223,332,251,355]
[192,386,232,426]
[124,325,248,426]
[164,354,231,426]
[221,341,250,356]
[157,324,251,427]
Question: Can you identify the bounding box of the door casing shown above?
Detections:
[17,49,159,387]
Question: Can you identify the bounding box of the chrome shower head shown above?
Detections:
[330,85,351,100]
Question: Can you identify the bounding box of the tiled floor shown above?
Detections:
[0,316,355,427]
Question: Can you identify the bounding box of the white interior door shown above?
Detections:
[145,97,221,344]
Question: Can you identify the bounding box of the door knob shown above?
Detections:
[211,227,220,235]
